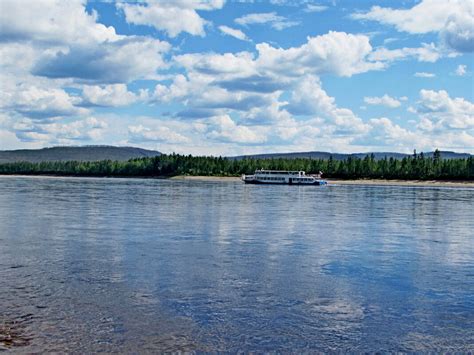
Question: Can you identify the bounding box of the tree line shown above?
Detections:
[0,150,473,180]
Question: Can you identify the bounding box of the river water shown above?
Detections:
[0,176,473,352]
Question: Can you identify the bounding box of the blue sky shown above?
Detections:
[0,0,473,155]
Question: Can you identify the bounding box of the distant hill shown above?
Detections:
[0,146,470,164]
[0,146,161,163]
[232,151,471,160]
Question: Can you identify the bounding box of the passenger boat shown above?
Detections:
[241,169,327,185]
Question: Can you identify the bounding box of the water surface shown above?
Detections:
[1,176,473,351]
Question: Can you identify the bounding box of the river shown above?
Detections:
[0,176,473,351]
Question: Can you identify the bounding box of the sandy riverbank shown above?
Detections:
[170,175,474,187]
[169,175,241,182]
[326,179,474,188]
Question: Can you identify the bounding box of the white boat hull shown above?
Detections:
[242,174,327,185]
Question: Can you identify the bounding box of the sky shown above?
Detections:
[0,0,473,155]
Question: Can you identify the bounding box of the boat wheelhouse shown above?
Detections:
[241,169,327,185]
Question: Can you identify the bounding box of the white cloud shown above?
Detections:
[235,12,299,30]
[440,5,474,52]
[256,31,384,77]
[235,12,283,25]
[352,0,457,33]
[304,4,329,13]
[47,117,108,141]
[416,89,474,130]
[206,115,267,144]
[364,94,402,108]
[150,74,198,103]
[173,31,445,114]
[127,114,267,147]
[218,25,249,41]
[0,1,171,85]
[354,114,474,152]
[117,0,225,38]
[455,64,467,76]
[369,43,441,63]
[414,72,436,78]
[159,32,405,136]
[352,0,474,52]
[175,52,256,79]
[242,100,292,124]
[0,43,40,76]
[365,117,425,148]
[33,37,170,84]
[128,124,190,144]
[0,0,118,45]
[1,84,88,120]
[285,76,368,134]
[169,31,394,122]
[12,116,108,143]
[82,84,138,107]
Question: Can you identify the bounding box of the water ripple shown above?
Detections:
[0,176,473,351]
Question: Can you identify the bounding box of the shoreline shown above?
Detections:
[170,175,474,187]
[1,174,473,187]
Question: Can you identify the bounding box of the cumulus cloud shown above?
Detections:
[440,7,474,52]
[82,84,140,107]
[128,124,189,144]
[127,114,268,147]
[150,72,274,113]
[32,37,170,84]
[235,12,299,30]
[455,64,467,76]
[117,0,225,37]
[415,72,436,78]
[369,43,441,63]
[193,87,272,112]
[169,31,388,122]
[0,43,41,76]
[0,0,118,45]
[285,76,368,134]
[206,115,267,144]
[1,84,88,120]
[159,32,384,126]
[363,117,425,148]
[354,113,474,152]
[218,25,249,41]
[256,31,384,77]
[364,94,402,108]
[242,100,293,124]
[0,0,171,86]
[352,0,474,52]
[151,74,193,103]
[13,117,108,143]
[175,52,256,78]
[173,30,436,108]
[416,89,474,131]
[160,31,390,131]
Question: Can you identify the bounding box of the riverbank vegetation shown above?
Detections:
[0,150,472,180]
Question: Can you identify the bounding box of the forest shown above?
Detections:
[0,150,473,180]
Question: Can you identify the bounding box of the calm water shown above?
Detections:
[0,176,473,352]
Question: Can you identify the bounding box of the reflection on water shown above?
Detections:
[0,176,473,352]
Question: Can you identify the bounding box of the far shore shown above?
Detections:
[1,174,473,187]
[170,175,474,187]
